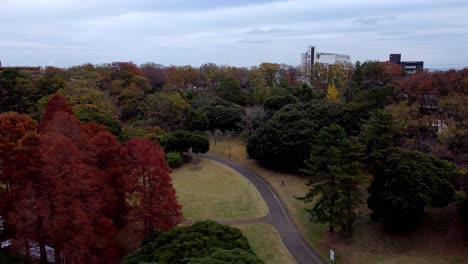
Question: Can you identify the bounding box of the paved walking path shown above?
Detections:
[200,153,328,264]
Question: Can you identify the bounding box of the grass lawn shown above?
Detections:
[238,224,296,264]
[171,158,268,221]
[209,136,468,264]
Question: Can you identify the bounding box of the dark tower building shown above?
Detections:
[389,54,401,64]
[388,54,424,75]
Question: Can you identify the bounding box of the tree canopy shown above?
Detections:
[121,221,260,264]
[368,148,457,231]
[247,100,342,171]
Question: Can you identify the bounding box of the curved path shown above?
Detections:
[200,153,328,264]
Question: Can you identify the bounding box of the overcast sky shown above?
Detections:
[1,0,468,68]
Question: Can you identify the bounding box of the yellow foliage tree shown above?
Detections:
[327,82,340,103]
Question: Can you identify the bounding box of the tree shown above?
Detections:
[37,66,66,96]
[106,64,152,120]
[165,65,198,91]
[368,148,457,231]
[0,112,40,246]
[205,103,244,132]
[247,100,342,171]
[76,111,122,136]
[0,69,39,114]
[142,92,189,131]
[185,108,209,132]
[140,63,167,91]
[3,94,184,263]
[121,221,257,264]
[216,76,244,105]
[158,131,209,155]
[247,67,271,105]
[361,109,399,168]
[327,83,340,103]
[263,95,298,117]
[125,137,183,234]
[298,125,366,236]
[358,61,402,89]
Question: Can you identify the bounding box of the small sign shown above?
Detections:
[330,249,335,262]
[305,212,312,221]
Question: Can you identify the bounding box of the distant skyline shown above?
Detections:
[1,0,468,68]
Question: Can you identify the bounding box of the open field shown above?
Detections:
[171,158,268,221]
[209,136,468,264]
[238,224,296,264]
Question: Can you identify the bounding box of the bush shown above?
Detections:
[121,220,257,264]
[166,151,183,168]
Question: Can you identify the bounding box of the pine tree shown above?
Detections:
[297,124,365,236]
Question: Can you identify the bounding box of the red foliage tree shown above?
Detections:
[111,62,144,77]
[3,94,183,263]
[124,137,183,234]
[382,62,404,77]
[40,94,75,131]
[0,112,40,260]
[0,112,39,206]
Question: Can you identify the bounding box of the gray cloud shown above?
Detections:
[355,16,397,25]
[244,28,295,35]
[0,0,467,67]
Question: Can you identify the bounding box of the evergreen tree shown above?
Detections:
[368,148,457,231]
[297,124,366,236]
[361,109,399,168]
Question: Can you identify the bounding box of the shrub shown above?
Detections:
[166,151,183,168]
[121,221,257,264]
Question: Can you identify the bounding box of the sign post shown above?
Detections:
[330,249,335,263]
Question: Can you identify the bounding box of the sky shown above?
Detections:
[1,0,468,68]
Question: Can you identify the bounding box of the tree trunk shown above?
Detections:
[329,194,335,233]
[54,247,61,264]
[23,240,31,263]
[39,241,47,264]
[346,184,352,235]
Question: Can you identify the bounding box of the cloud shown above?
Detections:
[244,28,295,35]
[0,0,467,67]
[236,38,270,44]
[355,16,397,25]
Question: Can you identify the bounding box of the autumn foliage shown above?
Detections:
[0,94,182,264]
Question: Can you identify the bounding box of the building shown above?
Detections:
[389,54,424,75]
[0,60,42,76]
[301,46,352,69]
